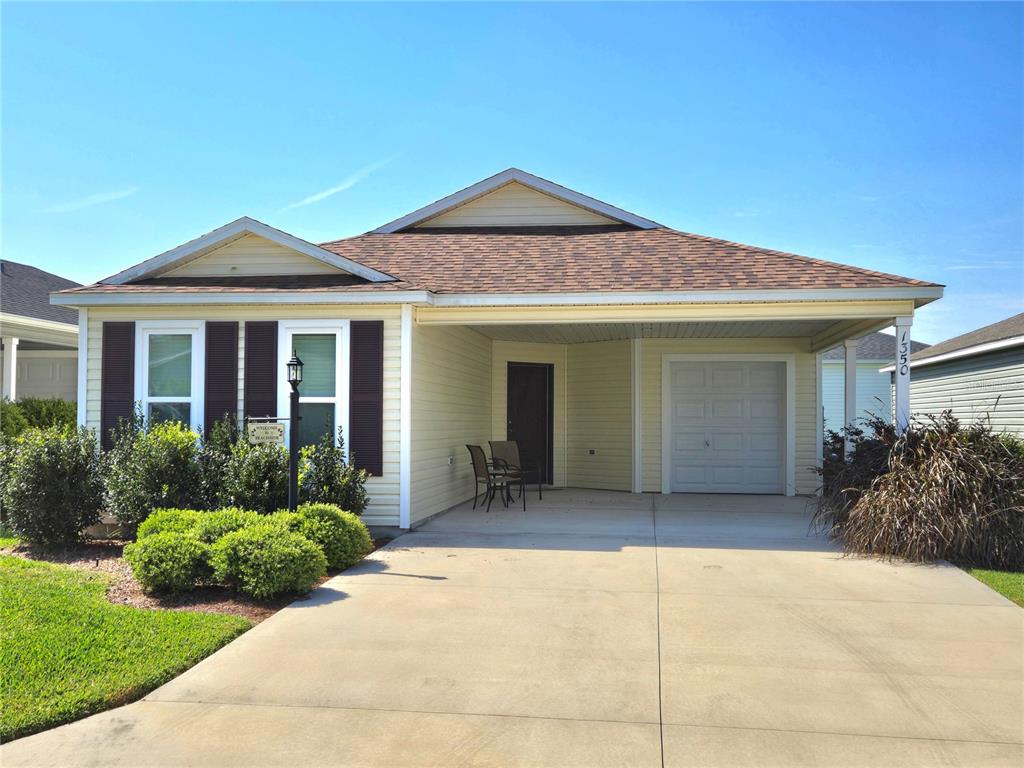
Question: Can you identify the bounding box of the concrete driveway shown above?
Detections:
[4,490,1022,767]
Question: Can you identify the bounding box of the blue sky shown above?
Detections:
[3,2,1021,344]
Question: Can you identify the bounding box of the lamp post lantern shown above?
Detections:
[286,352,303,511]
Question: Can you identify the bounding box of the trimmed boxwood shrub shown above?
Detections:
[193,507,261,544]
[210,524,326,599]
[1,399,28,439]
[17,397,76,431]
[295,503,373,569]
[3,426,103,546]
[299,430,369,516]
[103,416,203,533]
[124,532,210,593]
[198,416,240,510]
[222,441,288,514]
[136,508,203,539]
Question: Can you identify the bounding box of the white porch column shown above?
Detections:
[844,338,858,455]
[2,336,18,400]
[398,304,413,529]
[894,316,913,433]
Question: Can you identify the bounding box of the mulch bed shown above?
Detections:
[2,537,393,624]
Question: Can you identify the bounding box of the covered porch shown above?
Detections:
[407,299,917,527]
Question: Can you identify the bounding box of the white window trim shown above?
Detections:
[660,353,797,497]
[277,319,351,458]
[134,320,206,432]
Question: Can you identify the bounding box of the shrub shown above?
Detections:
[17,398,76,431]
[198,416,240,510]
[1,399,28,439]
[193,507,260,544]
[210,524,326,599]
[136,508,203,539]
[124,532,210,593]
[103,415,203,533]
[2,426,103,547]
[299,429,370,516]
[295,503,373,569]
[222,440,288,514]
[815,412,1024,569]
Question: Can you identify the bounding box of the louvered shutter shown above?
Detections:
[349,320,384,475]
[205,321,239,431]
[243,321,278,419]
[100,322,135,450]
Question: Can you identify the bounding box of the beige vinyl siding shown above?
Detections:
[566,340,632,491]
[821,361,893,432]
[416,182,617,228]
[84,305,402,527]
[163,234,344,277]
[491,341,567,486]
[641,339,818,495]
[909,348,1024,436]
[410,324,492,524]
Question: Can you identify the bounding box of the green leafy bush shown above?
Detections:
[815,412,1024,569]
[222,440,288,514]
[17,398,76,431]
[198,416,240,510]
[1,399,28,439]
[295,503,373,569]
[192,507,260,544]
[299,429,369,515]
[210,524,326,599]
[2,426,103,546]
[136,508,203,540]
[103,415,203,533]
[124,532,210,593]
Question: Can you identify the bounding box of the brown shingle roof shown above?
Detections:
[319,226,938,294]
[912,313,1024,362]
[822,331,930,361]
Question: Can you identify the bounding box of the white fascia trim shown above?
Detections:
[102,217,395,285]
[0,312,79,335]
[51,290,433,307]
[372,168,663,233]
[879,334,1024,372]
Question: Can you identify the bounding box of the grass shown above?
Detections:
[0,555,250,741]
[967,568,1024,607]
[0,525,20,549]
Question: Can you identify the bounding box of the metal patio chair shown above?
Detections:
[489,440,542,502]
[466,444,514,513]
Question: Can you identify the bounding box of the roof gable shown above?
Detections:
[102,217,394,285]
[162,233,345,278]
[372,168,662,233]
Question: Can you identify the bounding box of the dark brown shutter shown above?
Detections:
[205,321,239,431]
[100,322,135,450]
[349,320,384,476]
[243,321,277,419]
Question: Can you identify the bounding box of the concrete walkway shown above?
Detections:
[4,491,1022,767]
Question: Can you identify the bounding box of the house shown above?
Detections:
[51,168,943,529]
[881,312,1024,436]
[1,260,81,401]
[820,332,929,433]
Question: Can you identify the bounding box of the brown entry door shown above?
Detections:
[506,362,554,485]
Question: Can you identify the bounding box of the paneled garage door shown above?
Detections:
[668,361,785,493]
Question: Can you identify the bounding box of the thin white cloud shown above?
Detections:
[281,157,394,211]
[41,187,140,213]
[945,260,1020,271]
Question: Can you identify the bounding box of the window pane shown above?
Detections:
[149,334,191,397]
[297,403,334,449]
[149,402,191,425]
[293,334,335,397]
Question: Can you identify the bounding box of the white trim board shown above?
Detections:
[102,217,395,285]
[879,335,1024,372]
[660,353,797,497]
[371,168,663,233]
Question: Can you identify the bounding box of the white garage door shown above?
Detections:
[668,361,785,493]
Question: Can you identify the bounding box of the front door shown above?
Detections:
[506,362,554,485]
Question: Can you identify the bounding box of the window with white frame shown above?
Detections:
[278,320,349,451]
[135,321,205,431]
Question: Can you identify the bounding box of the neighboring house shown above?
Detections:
[821,332,929,432]
[882,313,1024,436]
[51,168,943,528]
[0,260,81,401]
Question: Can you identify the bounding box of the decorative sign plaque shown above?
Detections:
[248,422,285,445]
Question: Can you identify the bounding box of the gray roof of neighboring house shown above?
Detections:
[912,313,1024,363]
[822,331,930,361]
[1,260,81,325]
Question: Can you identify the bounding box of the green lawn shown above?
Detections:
[967,568,1024,607]
[0,555,250,741]
[0,526,20,549]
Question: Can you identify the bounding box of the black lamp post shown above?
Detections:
[286,352,303,512]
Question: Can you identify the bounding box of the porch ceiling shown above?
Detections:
[470,319,838,344]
